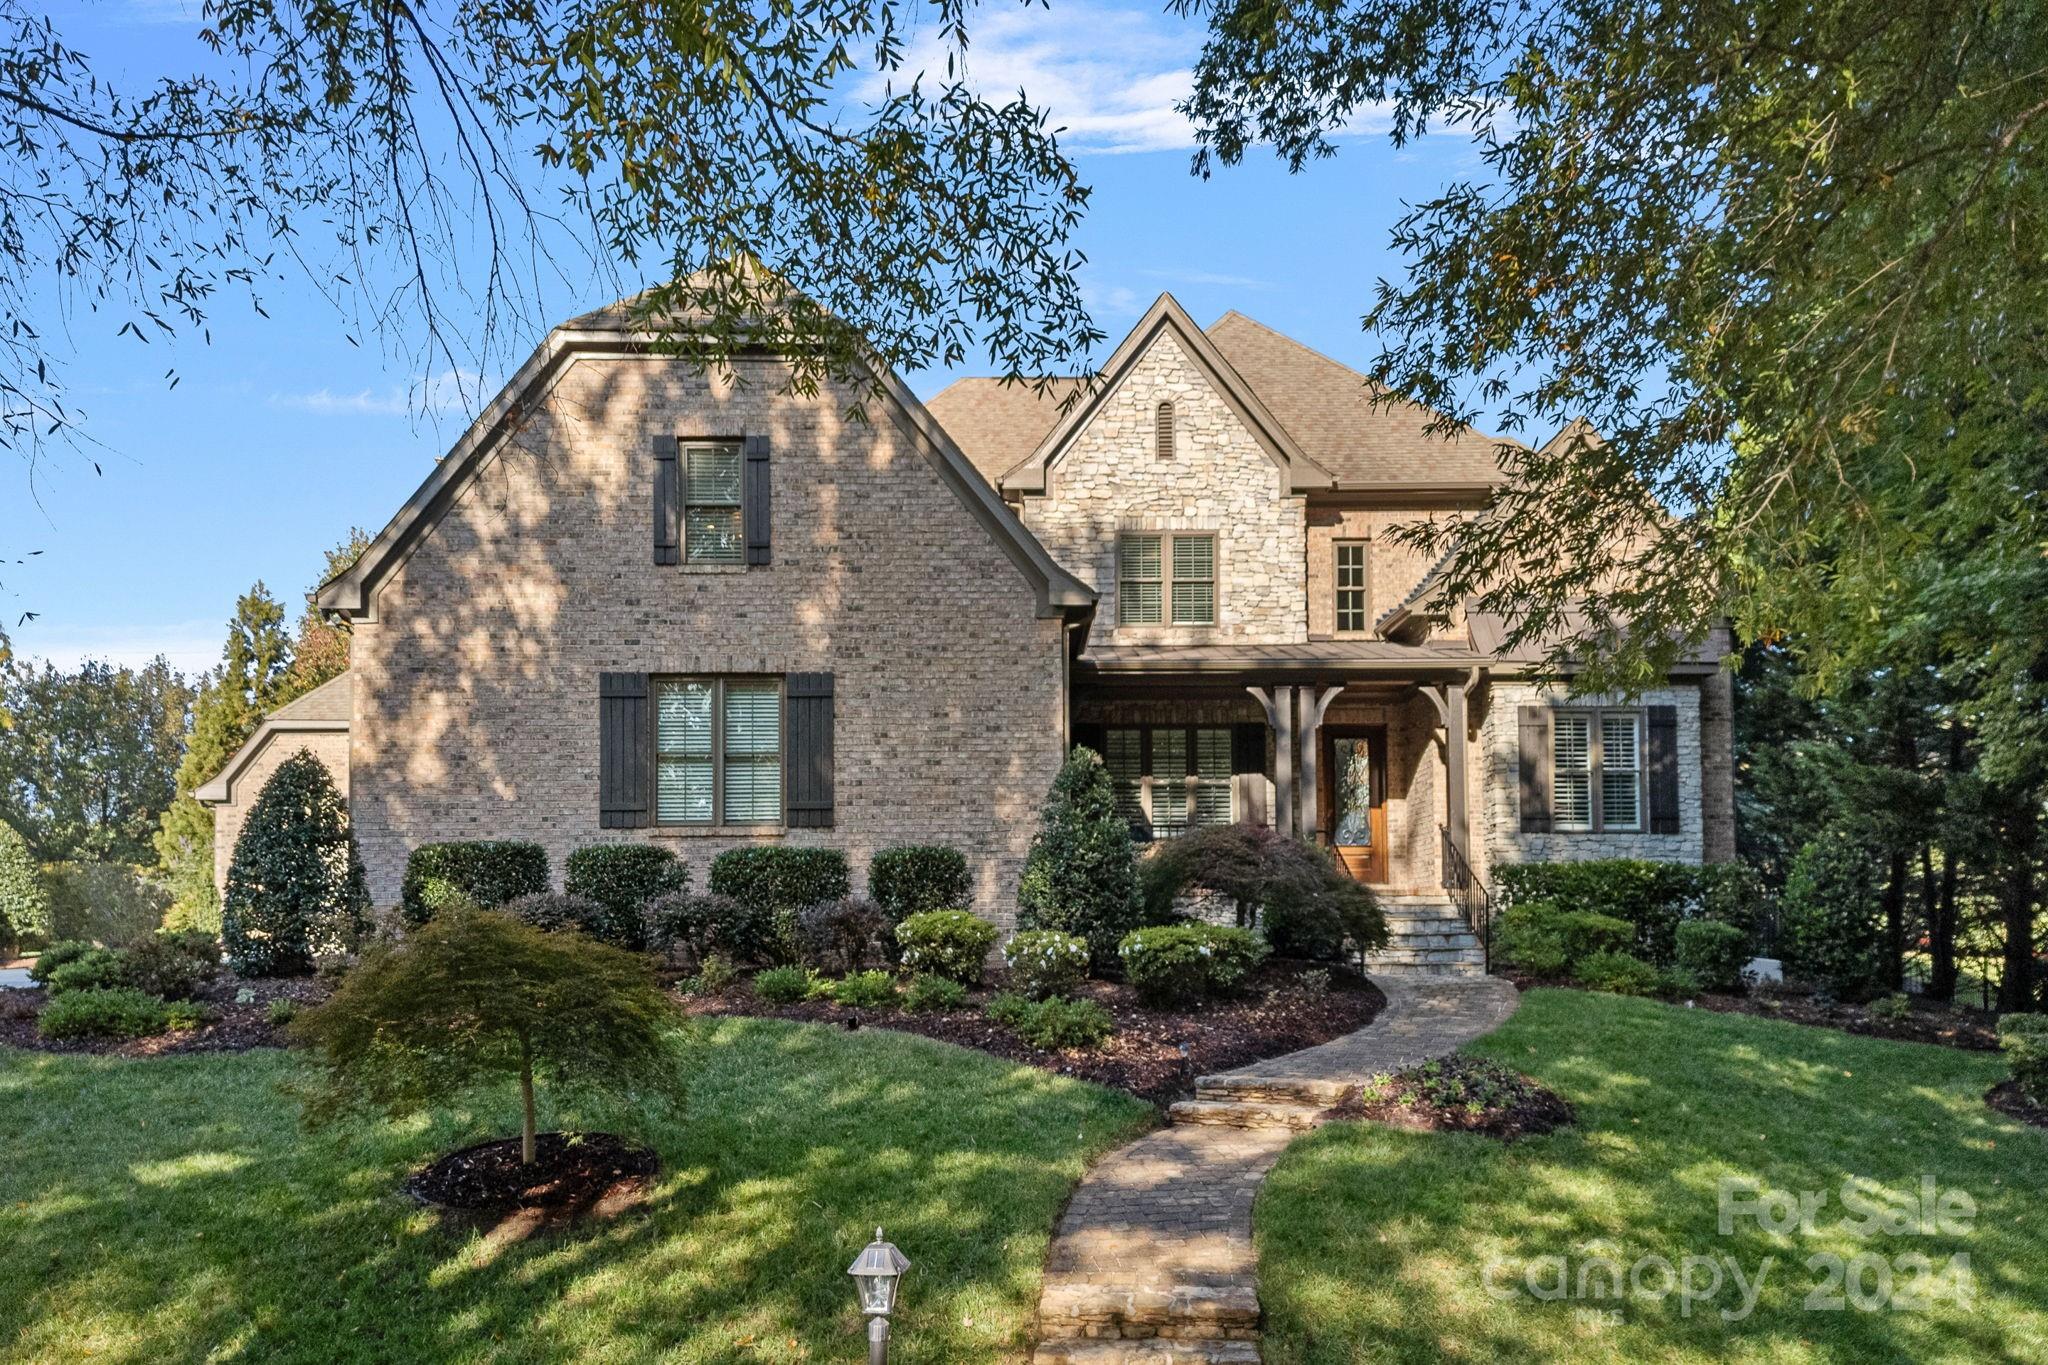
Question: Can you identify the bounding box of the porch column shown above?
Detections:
[1248,685,1296,836]
[1420,668,1483,879]
[1297,685,1344,842]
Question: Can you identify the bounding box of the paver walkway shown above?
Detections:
[1031,974,1521,1364]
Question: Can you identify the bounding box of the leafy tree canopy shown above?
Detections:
[290,906,685,1164]
[1177,1,2048,713]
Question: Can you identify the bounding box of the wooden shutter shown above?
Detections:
[652,436,680,565]
[743,433,772,566]
[1232,721,1268,827]
[1072,722,1107,757]
[1646,704,1681,834]
[1518,705,1553,833]
[785,672,834,827]
[599,672,653,828]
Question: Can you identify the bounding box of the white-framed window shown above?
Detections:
[682,442,744,564]
[1334,541,1369,633]
[1117,533,1217,626]
[1552,708,1642,833]
[656,677,782,824]
[1102,725,1233,838]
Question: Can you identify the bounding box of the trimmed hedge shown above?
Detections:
[400,841,551,926]
[867,845,971,922]
[1493,859,1764,966]
[708,847,851,960]
[1675,919,1750,993]
[1118,923,1268,1004]
[564,844,688,949]
[1494,900,1632,977]
[894,910,999,984]
[1573,949,1663,997]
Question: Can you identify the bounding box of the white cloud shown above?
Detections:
[1139,268,1274,290]
[269,368,489,418]
[867,4,1396,156]
[15,619,224,678]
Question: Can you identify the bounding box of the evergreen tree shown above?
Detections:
[0,820,48,950]
[153,582,294,928]
[282,531,370,699]
[221,749,369,977]
[1017,748,1144,973]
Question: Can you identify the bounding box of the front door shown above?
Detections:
[1321,727,1387,883]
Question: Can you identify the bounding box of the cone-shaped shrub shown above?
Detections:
[1017,747,1144,972]
[222,750,370,976]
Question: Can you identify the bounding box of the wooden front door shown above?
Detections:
[1321,726,1387,883]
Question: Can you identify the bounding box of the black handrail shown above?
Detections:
[1439,825,1494,971]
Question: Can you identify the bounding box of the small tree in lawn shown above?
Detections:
[1018,747,1144,973]
[222,750,370,976]
[289,907,681,1165]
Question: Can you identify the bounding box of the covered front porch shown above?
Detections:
[1071,643,1489,894]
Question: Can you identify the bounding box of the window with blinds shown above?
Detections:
[683,443,744,564]
[1102,725,1233,839]
[1553,713,1594,831]
[656,677,781,824]
[1334,542,1368,633]
[1550,708,1643,833]
[1601,713,1642,831]
[1117,533,1216,627]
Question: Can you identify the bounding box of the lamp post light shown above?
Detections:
[847,1227,910,1365]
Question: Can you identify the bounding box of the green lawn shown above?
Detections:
[1258,988,2048,1364]
[0,1018,1153,1364]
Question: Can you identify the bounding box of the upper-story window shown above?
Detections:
[1552,709,1642,833]
[683,443,744,564]
[1334,541,1369,632]
[1119,532,1216,626]
[1155,401,1175,459]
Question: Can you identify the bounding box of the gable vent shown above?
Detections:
[1155,400,1176,459]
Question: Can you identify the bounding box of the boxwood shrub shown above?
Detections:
[1674,919,1751,993]
[754,964,825,1005]
[894,910,999,984]
[564,844,689,949]
[987,993,1113,1050]
[830,970,898,1008]
[1494,900,1633,977]
[1493,859,1766,966]
[903,973,968,1012]
[1003,930,1089,1000]
[867,845,972,922]
[400,841,551,926]
[1118,923,1269,1005]
[1573,949,1663,997]
[44,949,127,996]
[37,987,172,1040]
[27,940,96,985]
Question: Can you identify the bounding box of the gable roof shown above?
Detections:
[995,293,1338,495]
[315,302,1094,621]
[193,673,352,805]
[925,304,1511,493]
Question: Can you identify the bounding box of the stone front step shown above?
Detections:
[1195,1074,1353,1107]
[1038,1282,1260,1340]
[1033,1339,1262,1364]
[1361,959,1488,977]
[1166,1098,1323,1131]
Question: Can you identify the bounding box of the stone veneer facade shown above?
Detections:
[1021,334,1306,644]
[211,731,351,893]
[344,354,1068,928]
[1476,680,1706,875]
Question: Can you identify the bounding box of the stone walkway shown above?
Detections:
[1031,974,1521,1364]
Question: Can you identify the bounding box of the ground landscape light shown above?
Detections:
[847,1226,911,1363]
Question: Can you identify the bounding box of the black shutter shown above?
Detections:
[1518,705,1553,833]
[1233,721,1268,827]
[600,673,653,828]
[744,433,772,566]
[1647,704,1681,834]
[1072,722,1107,757]
[785,672,834,827]
[653,436,680,565]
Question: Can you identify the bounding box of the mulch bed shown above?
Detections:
[406,1131,660,1216]
[0,974,331,1057]
[1324,1054,1575,1141]
[1501,971,2003,1052]
[1986,1080,2048,1131]
[682,963,1386,1104]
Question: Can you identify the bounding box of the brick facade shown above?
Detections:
[344,354,1067,927]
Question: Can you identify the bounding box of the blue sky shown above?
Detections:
[3,0,1486,676]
